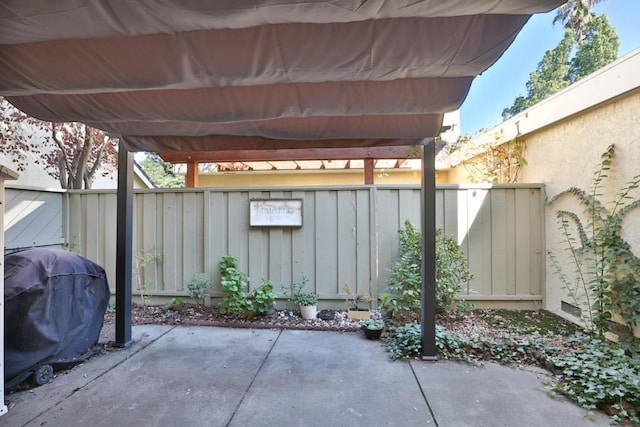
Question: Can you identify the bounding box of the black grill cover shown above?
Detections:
[4,248,111,381]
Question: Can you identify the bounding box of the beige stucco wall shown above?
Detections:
[198,168,429,187]
[449,89,640,334]
[522,90,640,334]
[441,161,474,183]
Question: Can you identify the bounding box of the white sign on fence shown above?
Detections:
[249,199,303,227]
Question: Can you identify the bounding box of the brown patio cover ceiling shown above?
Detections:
[0,1,563,152]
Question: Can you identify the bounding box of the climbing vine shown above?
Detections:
[547,145,640,342]
[446,134,527,184]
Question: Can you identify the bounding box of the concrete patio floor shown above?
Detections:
[2,325,611,427]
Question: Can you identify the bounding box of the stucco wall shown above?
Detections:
[522,90,640,332]
[442,160,475,183]
[198,168,426,187]
[449,89,640,334]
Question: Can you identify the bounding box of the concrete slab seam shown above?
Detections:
[19,325,178,427]
[409,360,440,427]
[225,329,283,427]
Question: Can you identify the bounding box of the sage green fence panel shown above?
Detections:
[4,187,65,252]
[62,191,118,290]
[60,184,544,305]
[457,185,544,301]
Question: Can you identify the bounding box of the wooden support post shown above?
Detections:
[186,160,199,187]
[364,158,374,185]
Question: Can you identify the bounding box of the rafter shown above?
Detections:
[158,145,420,163]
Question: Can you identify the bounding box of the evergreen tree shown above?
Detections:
[524,31,574,105]
[502,31,573,120]
[569,14,619,82]
[139,153,185,188]
[502,14,618,121]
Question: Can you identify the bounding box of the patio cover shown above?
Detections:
[0,0,562,149]
[0,0,563,358]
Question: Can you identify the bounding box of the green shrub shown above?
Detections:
[218,254,251,315]
[436,227,474,312]
[292,291,318,306]
[385,323,422,360]
[249,279,277,315]
[380,220,473,320]
[385,324,476,361]
[167,297,185,311]
[187,272,211,305]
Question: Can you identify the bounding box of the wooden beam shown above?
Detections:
[186,160,199,187]
[159,145,420,163]
[364,158,374,185]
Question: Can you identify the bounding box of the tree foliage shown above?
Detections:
[569,14,619,82]
[502,14,618,120]
[0,98,117,189]
[138,152,185,188]
[553,0,606,42]
[502,30,573,119]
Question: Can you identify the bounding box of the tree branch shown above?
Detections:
[51,123,75,188]
[85,130,109,188]
[74,125,91,189]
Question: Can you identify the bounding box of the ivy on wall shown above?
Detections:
[547,144,640,344]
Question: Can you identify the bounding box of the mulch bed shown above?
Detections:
[103,303,364,332]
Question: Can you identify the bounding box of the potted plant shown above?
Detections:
[361,318,384,340]
[283,275,319,320]
[342,284,371,320]
[293,291,319,320]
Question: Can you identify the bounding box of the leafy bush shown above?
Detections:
[292,291,318,306]
[248,279,277,315]
[436,227,474,312]
[217,256,280,316]
[187,272,211,305]
[385,323,423,360]
[218,254,251,315]
[167,297,185,311]
[434,325,473,362]
[381,220,473,320]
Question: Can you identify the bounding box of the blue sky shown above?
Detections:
[459,0,640,136]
